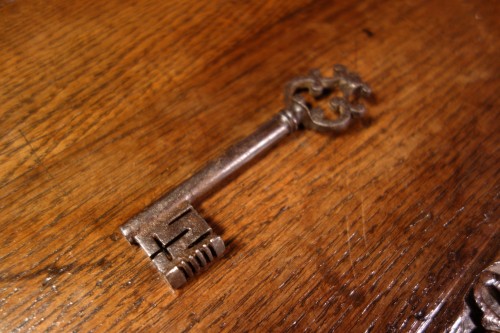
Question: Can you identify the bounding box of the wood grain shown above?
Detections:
[1,0,499,331]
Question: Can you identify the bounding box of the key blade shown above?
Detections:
[131,205,225,289]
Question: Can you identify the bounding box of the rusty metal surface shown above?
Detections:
[120,65,372,289]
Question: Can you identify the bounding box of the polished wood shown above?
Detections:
[1,0,498,331]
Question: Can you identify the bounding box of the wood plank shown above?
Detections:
[0,0,498,331]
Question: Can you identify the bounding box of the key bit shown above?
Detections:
[120,65,372,289]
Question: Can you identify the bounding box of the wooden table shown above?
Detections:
[1,0,498,331]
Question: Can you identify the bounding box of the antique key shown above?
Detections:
[121,65,371,289]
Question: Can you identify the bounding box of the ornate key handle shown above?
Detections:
[284,64,372,132]
[121,65,372,289]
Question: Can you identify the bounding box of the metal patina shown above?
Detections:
[120,65,372,289]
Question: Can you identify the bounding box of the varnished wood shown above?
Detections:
[1,0,498,331]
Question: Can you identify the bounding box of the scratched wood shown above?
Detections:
[1,0,499,331]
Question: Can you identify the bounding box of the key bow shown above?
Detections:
[285,65,372,132]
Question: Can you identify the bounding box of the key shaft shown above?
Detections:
[121,110,298,242]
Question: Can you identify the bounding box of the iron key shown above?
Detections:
[121,65,372,289]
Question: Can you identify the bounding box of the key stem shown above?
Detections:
[121,109,301,242]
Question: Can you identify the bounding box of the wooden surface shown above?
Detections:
[1,0,499,331]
